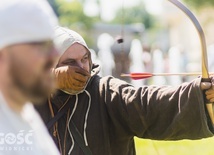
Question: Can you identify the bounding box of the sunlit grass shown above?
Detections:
[135,137,214,155]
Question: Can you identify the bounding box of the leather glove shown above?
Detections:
[205,88,214,102]
[204,81,214,102]
[53,65,91,95]
[201,77,214,102]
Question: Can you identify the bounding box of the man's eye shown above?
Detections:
[84,56,88,60]
[82,56,88,62]
[63,60,75,65]
[29,41,53,56]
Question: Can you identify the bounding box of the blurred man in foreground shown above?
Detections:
[0,0,60,154]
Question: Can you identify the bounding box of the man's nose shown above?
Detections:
[76,61,84,69]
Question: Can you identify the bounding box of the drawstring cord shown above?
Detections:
[48,95,71,155]
[48,90,91,155]
[68,94,78,155]
[83,90,91,146]
[68,90,91,154]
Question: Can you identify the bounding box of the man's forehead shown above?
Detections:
[5,40,53,48]
[27,40,53,46]
[65,43,89,58]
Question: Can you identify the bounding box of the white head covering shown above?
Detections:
[54,26,90,56]
[0,0,58,49]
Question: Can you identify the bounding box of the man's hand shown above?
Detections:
[205,88,214,102]
[53,65,91,94]
[205,82,214,102]
[201,77,214,102]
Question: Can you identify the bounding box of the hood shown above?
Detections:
[54,26,92,70]
[54,26,94,95]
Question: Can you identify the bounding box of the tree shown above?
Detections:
[51,0,99,46]
[111,2,156,30]
[55,0,96,29]
[183,0,214,9]
[47,0,59,17]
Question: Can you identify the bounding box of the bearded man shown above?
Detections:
[0,0,60,155]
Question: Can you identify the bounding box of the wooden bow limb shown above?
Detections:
[168,0,214,124]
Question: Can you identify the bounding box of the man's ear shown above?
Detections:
[0,48,8,64]
[0,50,3,62]
[0,50,5,71]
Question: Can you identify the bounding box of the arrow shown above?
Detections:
[121,72,214,80]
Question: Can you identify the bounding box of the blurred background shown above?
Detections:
[48,0,214,154]
[48,0,214,86]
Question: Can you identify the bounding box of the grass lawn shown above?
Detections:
[135,137,214,155]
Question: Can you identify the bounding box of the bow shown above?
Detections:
[121,0,214,124]
[167,0,214,124]
[119,1,214,154]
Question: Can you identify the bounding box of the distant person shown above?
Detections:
[36,27,214,155]
[97,33,115,76]
[0,0,59,155]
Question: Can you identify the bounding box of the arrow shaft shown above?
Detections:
[153,72,203,76]
[121,72,214,78]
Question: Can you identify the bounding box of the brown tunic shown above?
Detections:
[36,64,213,155]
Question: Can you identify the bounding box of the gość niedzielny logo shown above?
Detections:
[0,130,34,151]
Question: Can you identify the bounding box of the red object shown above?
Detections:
[129,73,152,80]
[121,73,152,80]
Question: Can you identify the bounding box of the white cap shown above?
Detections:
[54,26,90,56]
[0,0,58,49]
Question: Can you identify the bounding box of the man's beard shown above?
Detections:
[9,57,55,104]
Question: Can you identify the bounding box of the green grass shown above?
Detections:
[135,137,214,155]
